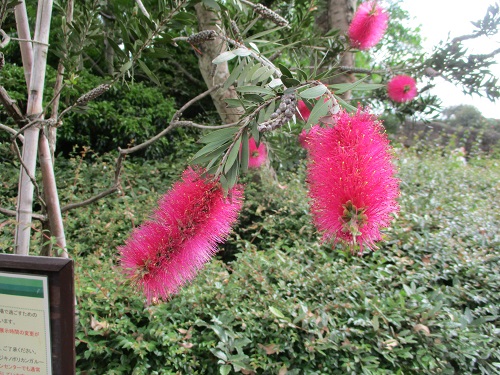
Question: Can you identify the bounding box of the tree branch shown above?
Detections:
[60,186,119,213]
[0,86,26,125]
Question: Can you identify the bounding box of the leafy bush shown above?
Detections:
[0,65,185,158]
[56,146,499,374]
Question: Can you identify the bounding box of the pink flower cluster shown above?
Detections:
[348,1,389,50]
[306,109,399,252]
[248,137,267,168]
[387,75,418,102]
[120,167,243,302]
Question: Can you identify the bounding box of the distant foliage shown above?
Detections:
[0,65,183,158]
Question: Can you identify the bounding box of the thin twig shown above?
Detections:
[0,123,24,143]
[11,140,46,209]
[9,36,49,46]
[338,66,387,75]
[173,120,238,129]
[172,84,223,122]
[0,207,46,221]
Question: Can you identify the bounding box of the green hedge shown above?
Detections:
[66,148,499,374]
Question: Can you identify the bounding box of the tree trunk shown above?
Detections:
[318,0,356,99]
[194,3,243,124]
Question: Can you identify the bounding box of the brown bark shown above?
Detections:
[317,0,356,99]
[194,3,243,124]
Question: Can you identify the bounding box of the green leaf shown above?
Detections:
[210,349,228,361]
[190,141,230,166]
[250,121,260,144]
[237,63,256,86]
[331,83,385,91]
[251,66,270,81]
[241,130,249,173]
[224,98,245,108]
[299,84,328,99]
[335,95,356,112]
[233,48,252,57]
[277,63,293,78]
[307,98,331,127]
[120,60,133,74]
[281,77,301,88]
[213,51,237,64]
[137,60,160,86]
[330,76,369,94]
[257,68,276,83]
[224,62,245,90]
[246,26,285,42]
[236,86,274,95]
[199,127,239,144]
[269,306,286,319]
[106,37,126,58]
[224,137,242,174]
[225,158,239,189]
[220,365,231,375]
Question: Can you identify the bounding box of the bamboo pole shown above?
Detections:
[15,0,54,255]
[14,1,33,90]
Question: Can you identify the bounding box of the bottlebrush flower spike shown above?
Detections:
[120,167,243,302]
[299,125,320,149]
[306,109,399,252]
[248,137,268,168]
[297,100,311,121]
[348,1,389,50]
[387,75,418,102]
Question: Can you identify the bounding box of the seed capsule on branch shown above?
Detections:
[187,30,218,45]
[76,84,111,106]
[258,92,296,132]
[252,4,289,27]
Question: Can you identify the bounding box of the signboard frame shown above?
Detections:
[0,254,75,375]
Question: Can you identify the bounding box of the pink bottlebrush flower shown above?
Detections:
[387,75,418,103]
[297,100,311,121]
[348,1,389,50]
[299,125,321,149]
[306,109,399,252]
[120,167,243,302]
[248,137,267,168]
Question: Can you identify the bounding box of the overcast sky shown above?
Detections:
[400,0,500,119]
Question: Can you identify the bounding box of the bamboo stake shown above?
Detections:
[14,1,34,90]
[15,0,54,255]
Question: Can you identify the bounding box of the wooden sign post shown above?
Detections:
[0,254,75,375]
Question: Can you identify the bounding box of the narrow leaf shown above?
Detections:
[241,130,249,173]
[306,98,331,128]
[199,127,239,144]
[224,62,245,90]
[299,84,328,99]
[137,59,160,86]
[233,48,252,57]
[213,51,237,64]
[224,137,242,174]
